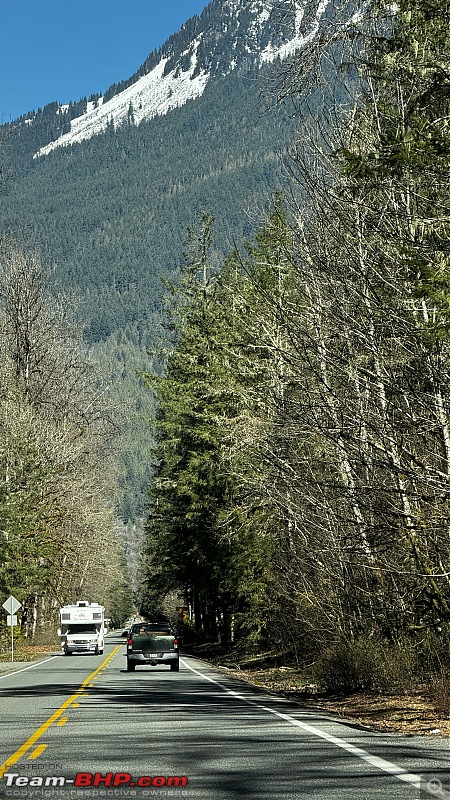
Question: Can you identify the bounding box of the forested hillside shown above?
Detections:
[0,0,348,534]
[0,64,295,343]
[2,1,317,639]
[0,61,300,529]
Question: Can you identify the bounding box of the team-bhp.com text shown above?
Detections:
[3,773,188,789]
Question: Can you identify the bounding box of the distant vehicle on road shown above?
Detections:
[58,600,105,655]
[121,617,135,637]
[126,621,179,672]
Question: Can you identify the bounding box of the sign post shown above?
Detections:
[2,595,22,662]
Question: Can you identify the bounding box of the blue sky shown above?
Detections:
[0,1,210,122]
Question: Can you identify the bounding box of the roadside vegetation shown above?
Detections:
[141,0,450,723]
[0,241,134,645]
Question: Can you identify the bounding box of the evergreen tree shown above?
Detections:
[143,215,241,641]
[143,205,305,647]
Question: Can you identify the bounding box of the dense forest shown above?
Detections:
[0,0,356,536]
[1,4,307,640]
[0,63,297,344]
[0,60,301,531]
[141,0,450,689]
[0,242,134,636]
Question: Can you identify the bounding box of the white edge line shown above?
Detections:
[0,656,59,680]
[180,658,435,796]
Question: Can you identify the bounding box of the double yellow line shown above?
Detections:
[0,646,122,779]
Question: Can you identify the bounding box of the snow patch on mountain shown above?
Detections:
[34,0,332,158]
[36,38,208,158]
[261,0,331,62]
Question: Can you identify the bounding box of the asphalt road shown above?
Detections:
[0,634,449,800]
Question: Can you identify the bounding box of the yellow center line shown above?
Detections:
[0,646,122,778]
[28,745,48,760]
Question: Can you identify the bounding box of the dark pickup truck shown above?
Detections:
[126,622,180,672]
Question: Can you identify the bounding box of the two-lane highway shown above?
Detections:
[1,634,449,799]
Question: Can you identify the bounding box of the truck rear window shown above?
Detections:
[132,623,172,635]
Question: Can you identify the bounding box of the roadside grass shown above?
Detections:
[0,642,60,663]
[185,642,450,736]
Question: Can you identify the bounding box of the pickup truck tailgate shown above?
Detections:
[133,634,175,654]
[127,625,180,671]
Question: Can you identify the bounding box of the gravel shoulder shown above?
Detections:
[201,657,450,737]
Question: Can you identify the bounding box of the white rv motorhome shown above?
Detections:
[58,600,105,655]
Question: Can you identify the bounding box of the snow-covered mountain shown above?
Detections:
[0,0,349,355]
[34,0,331,157]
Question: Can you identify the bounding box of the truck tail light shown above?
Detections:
[173,638,179,648]
[127,637,133,646]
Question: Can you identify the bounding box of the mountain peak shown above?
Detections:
[34,0,330,157]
